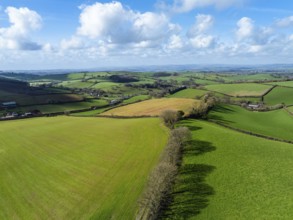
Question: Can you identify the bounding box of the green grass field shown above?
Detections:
[164,120,293,219]
[288,106,293,113]
[57,80,94,89]
[264,86,293,105]
[91,82,120,90]
[267,80,293,87]
[169,89,261,103]
[70,96,150,117]
[169,89,208,99]
[224,73,277,82]
[204,83,273,97]
[122,95,150,104]
[208,104,293,141]
[70,107,111,116]
[0,117,168,219]
[195,79,220,85]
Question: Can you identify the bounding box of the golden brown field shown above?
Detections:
[101,98,199,117]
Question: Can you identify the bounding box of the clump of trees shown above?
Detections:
[160,110,184,129]
[109,74,139,83]
[189,93,217,119]
[136,127,191,220]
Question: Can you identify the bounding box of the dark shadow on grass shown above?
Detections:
[184,140,216,156]
[207,105,235,124]
[212,105,235,113]
[207,114,234,124]
[177,121,203,131]
[159,140,216,219]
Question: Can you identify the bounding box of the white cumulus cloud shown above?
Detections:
[187,14,214,37]
[76,1,177,45]
[186,14,216,49]
[190,35,215,48]
[167,34,184,49]
[0,7,42,50]
[236,17,254,41]
[275,16,293,28]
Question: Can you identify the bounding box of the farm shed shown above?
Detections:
[1,101,17,108]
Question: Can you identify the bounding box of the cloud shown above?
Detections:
[190,35,215,48]
[162,0,244,13]
[0,7,42,50]
[76,1,177,45]
[275,16,293,28]
[236,17,254,41]
[166,34,184,49]
[186,14,216,49]
[60,36,84,50]
[235,17,275,46]
[187,14,214,37]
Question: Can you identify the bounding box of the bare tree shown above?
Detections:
[160,110,179,129]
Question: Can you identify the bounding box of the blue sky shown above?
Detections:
[0,0,293,70]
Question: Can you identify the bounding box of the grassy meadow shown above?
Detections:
[288,106,293,113]
[264,86,293,105]
[208,104,293,141]
[204,83,272,97]
[122,95,150,104]
[0,117,168,219]
[267,80,293,87]
[101,98,199,117]
[163,120,293,219]
[169,89,208,99]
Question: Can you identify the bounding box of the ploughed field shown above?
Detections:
[163,120,293,219]
[0,117,168,219]
[101,98,199,117]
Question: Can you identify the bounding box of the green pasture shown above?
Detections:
[70,107,111,116]
[288,106,293,112]
[57,80,94,89]
[264,86,293,105]
[122,95,150,104]
[70,95,149,117]
[194,79,220,85]
[0,117,168,219]
[224,73,277,82]
[168,88,261,103]
[266,80,293,87]
[91,82,120,90]
[208,104,293,141]
[164,120,293,219]
[204,83,272,97]
[169,89,207,99]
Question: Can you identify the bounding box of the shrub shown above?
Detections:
[136,127,191,220]
[160,110,179,129]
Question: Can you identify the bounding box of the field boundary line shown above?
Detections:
[207,119,293,145]
[261,85,277,101]
[284,107,293,117]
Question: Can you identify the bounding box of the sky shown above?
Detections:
[0,0,293,70]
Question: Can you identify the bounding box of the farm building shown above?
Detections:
[248,104,260,109]
[1,101,17,108]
